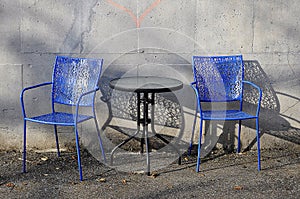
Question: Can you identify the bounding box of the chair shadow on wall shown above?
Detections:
[216,60,300,154]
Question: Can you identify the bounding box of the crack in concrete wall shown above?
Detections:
[80,0,99,53]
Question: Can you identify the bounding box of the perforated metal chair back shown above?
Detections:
[53,56,102,106]
[192,55,244,102]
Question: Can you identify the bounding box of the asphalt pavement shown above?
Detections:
[0,147,299,199]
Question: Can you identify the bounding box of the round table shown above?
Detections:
[109,76,183,93]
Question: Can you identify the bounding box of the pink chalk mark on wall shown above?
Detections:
[106,0,161,28]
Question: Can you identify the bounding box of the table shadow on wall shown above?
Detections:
[98,63,186,157]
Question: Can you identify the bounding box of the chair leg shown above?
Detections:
[94,118,106,163]
[237,120,242,153]
[23,120,27,173]
[53,125,60,157]
[196,119,203,172]
[189,106,198,155]
[256,118,261,171]
[74,126,83,181]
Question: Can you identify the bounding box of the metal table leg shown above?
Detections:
[143,92,150,175]
[110,93,141,165]
[149,93,181,165]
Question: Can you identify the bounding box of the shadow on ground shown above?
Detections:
[0,146,299,198]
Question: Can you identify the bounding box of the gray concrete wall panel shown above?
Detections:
[0,0,298,150]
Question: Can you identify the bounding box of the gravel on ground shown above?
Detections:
[0,147,299,199]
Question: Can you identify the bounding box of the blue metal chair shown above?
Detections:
[189,55,262,172]
[20,56,106,181]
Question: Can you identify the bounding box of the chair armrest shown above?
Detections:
[190,81,199,98]
[190,81,198,95]
[77,87,99,103]
[242,80,262,116]
[74,87,99,119]
[190,81,203,116]
[20,82,53,118]
[21,82,53,93]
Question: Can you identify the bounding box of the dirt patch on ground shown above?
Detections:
[0,147,299,198]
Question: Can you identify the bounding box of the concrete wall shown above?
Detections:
[0,0,299,151]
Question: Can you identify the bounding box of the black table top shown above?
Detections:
[109,76,183,93]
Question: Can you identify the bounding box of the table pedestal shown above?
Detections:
[110,92,181,175]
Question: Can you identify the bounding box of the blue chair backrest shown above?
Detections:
[52,56,103,106]
[192,55,244,102]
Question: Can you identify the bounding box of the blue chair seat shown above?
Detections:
[202,110,257,120]
[26,112,93,126]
